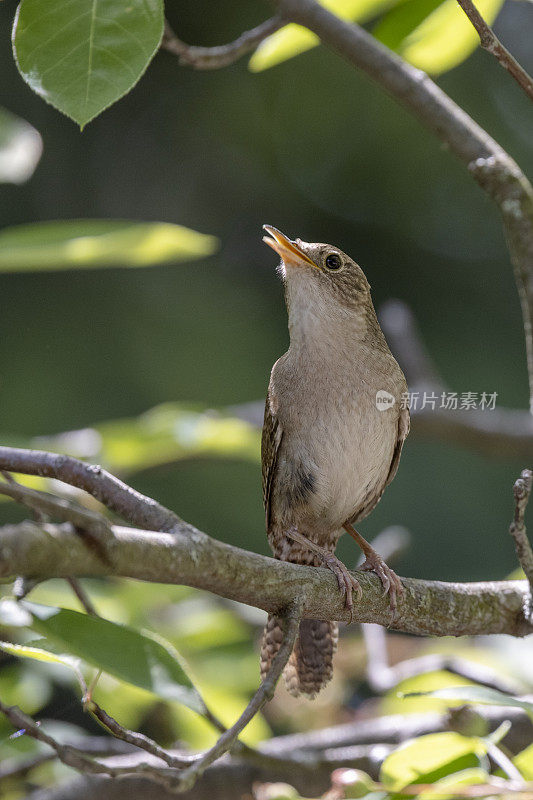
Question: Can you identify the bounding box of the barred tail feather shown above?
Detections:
[260,615,338,699]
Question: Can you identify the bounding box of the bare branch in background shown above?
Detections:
[379,299,533,460]
[231,299,533,461]
[509,469,533,605]
[161,16,285,70]
[456,0,533,103]
[19,708,533,799]
[269,0,533,414]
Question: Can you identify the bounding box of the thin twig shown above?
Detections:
[67,577,98,616]
[0,476,112,539]
[456,0,533,103]
[0,702,196,791]
[174,599,303,792]
[509,469,533,602]
[0,605,303,796]
[0,737,132,785]
[0,702,124,778]
[161,16,284,70]
[0,446,180,532]
[88,701,195,768]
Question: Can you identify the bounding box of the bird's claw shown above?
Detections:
[360,552,404,616]
[323,552,361,623]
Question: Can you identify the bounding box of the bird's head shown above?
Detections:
[263,225,373,337]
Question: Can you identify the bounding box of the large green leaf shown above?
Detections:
[0,220,218,272]
[249,0,397,72]
[380,732,487,790]
[18,601,207,715]
[374,0,505,74]
[404,685,533,719]
[12,0,164,127]
[34,402,260,473]
[0,107,42,184]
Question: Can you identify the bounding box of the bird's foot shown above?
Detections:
[360,551,404,615]
[321,552,362,623]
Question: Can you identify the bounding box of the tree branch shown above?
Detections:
[0,518,530,636]
[271,0,533,414]
[455,0,533,103]
[0,445,529,634]
[161,16,284,70]
[378,300,533,460]
[0,447,180,532]
[509,468,533,603]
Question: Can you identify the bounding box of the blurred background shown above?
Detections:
[1,0,533,793]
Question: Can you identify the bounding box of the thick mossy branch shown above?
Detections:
[0,520,530,636]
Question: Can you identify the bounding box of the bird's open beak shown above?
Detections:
[262,225,317,269]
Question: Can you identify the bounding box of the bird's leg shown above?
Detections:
[285,526,361,621]
[343,523,404,613]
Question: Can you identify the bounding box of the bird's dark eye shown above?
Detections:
[325,253,342,270]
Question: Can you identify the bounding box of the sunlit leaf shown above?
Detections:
[403,685,533,719]
[374,0,505,74]
[12,0,164,127]
[0,220,218,272]
[20,601,207,715]
[381,669,477,716]
[0,107,42,184]
[514,743,533,780]
[0,640,85,689]
[249,0,397,72]
[418,767,492,800]
[34,403,260,473]
[380,732,487,790]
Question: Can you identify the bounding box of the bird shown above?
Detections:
[260,225,410,698]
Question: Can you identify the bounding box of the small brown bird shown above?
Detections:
[260,226,410,698]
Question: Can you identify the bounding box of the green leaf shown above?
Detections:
[0,107,42,184]
[249,0,397,72]
[0,220,218,272]
[403,685,533,719]
[514,743,533,781]
[34,402,260,473]
[380,732,486,790]
[12,0,164,127]
[374,0,505,74]
[0,640,85,689]
[20,601,207,715]
[418,767,492,800]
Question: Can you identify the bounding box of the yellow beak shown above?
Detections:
[262,225,318,269]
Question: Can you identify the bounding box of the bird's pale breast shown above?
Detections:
[270,346,403,543]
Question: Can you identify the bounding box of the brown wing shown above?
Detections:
[385,406,410,487]
[261,385,283,530]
